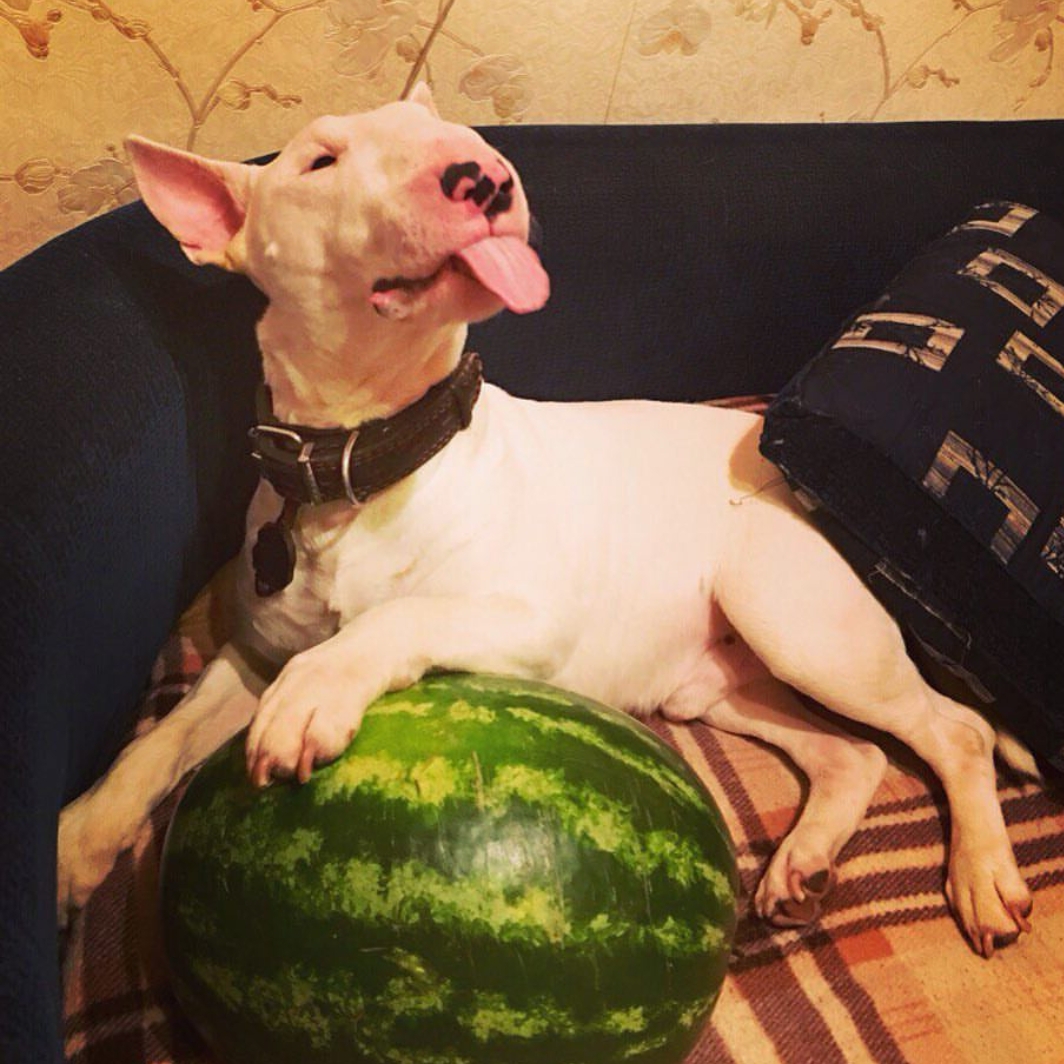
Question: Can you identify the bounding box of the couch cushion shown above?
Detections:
[761,202,1064,771]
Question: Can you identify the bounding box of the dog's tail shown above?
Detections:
[913,640,1042,781]
[994,726,1042,781]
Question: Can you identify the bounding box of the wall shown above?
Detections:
[1,0,1062,267]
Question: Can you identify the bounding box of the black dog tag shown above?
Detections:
[252,501,299,596]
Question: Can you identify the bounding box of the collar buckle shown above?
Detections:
[249,423,324,506]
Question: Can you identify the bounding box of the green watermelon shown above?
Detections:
[160,673,738,1064]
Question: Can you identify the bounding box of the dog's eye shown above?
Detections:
[308,154,337,172]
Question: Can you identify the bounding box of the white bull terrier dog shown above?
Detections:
[58,86,1033,957]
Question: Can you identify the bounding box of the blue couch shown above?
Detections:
[3,120,1063,1063]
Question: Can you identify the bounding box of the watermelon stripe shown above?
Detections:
[165,791,325,878]
[173,836,726,956]
[170,812,730,963]
[372,697,498,726]
[501,705,706,809]
[307,753,732,905]
[361,687,708,812]
[438,677,575,706]
[183,951,712,1055]
[454,993,708,1046]
[325,759,715,894]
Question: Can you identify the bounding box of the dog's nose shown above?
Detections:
[440,160,514,219]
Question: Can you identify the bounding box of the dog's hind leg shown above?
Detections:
[665,673,886,926]
[57,641,269,924]
[716,489,1032,955]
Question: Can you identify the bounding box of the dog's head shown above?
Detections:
[127,85,548,329]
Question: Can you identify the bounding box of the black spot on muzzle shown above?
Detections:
[440,161,514,219]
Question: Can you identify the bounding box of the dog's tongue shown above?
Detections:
[455,236,549,314]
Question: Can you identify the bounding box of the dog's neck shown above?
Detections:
[256,300,469,429]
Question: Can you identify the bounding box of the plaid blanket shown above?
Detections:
[62,401,1064,1064]
[62,631,1064,1064]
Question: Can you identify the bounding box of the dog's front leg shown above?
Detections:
[57,642,269,924]
[246,593,564,787]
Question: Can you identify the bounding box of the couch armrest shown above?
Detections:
[0,200,263,1064]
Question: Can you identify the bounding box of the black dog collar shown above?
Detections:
[248,352,482,596]
[249,351,483,507]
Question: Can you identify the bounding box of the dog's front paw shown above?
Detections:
[245,651,378,787]
[56,793,123,928]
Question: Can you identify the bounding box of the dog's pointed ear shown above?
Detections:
[126,135,256,270]
[408,82,441,118]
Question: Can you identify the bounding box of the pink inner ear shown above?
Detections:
[132,146,246,255]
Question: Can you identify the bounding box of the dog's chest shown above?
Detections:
[240,488,429,659]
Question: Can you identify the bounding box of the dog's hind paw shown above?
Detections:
[945,850,1033,958]
[756,841,837,928]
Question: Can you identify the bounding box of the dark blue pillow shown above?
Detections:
[761,202,1064,771]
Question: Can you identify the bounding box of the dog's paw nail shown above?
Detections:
[805,869,832,897]
[297,747,316,784]
[790,896,820,924]
[252,754,274,789]
[1011,899,1034,934]
[772,894,820,927]
[786,870,807,904]
[996,929,1022,951]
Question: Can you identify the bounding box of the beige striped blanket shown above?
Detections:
[61,611,1064,1064]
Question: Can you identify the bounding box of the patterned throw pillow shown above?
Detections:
[761,202,1064,772]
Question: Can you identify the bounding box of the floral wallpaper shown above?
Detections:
[1,0,1062,267]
